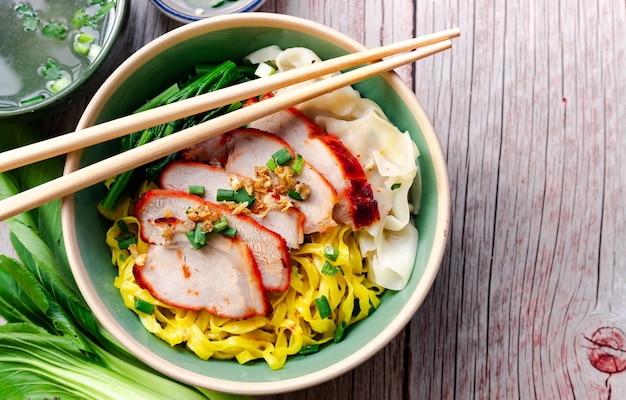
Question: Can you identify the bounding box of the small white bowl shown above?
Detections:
[149,0,266,23]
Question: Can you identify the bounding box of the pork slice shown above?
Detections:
[180,133,229,165]
[134,189,291,292]
[134,233,269,319]
[249,107,380,229]
[224,129,339,234]
[159,160,305,248]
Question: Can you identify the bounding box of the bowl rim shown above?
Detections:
[149,0,267,23]
[0,0,129,119]
[62,12,451,395]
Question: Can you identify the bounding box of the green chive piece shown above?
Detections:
[216,188,235,202]
[72,9,90,28]
[391,182,401,190]
[220,225,237,238]
[41,59,63,80]
[321,261,340,276]
[186,224,206,249]
[266,158,278,172]
[134,298,155,314]
[233,188,255,208]
[188,185,205,196]
[213,216,228,232]
[299,344,320,355]
[117,234,137,250]
[116,219,129,233]
[323,244,339,261]
[20,94,45,105]
[41,21,69,40]
[272,147,293,166]
[50,76,71,93]
[333,321,348,343]
[288,189,303,201]
[315,295,332,319]
[74,32,95,55]
[291,154,304,175]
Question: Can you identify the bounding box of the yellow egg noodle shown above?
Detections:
[103,191,384,370]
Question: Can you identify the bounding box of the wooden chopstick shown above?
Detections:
[0,27,459,173]
[0,38,455,221]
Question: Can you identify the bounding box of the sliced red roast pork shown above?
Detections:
[249,106,380,229]
[134,230,269,319]
[223,128,339,234]
[134,189,291,292]
[159,160,305,248]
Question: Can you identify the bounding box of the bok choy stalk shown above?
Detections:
[0,124,246,400]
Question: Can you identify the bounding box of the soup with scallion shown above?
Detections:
[0,0,118,110]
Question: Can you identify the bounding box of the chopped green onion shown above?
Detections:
[186,223,207,249]
[41,21,69,40]
[22,15,40,31]
[41,59,63,81]
[291,154,304,175]
[233,188,255,207]
[333,321,348,343]
[15,3,36,16]
[254,62,277,78]
[116,234,136,250]
[72,9,90,28]
[216,188,235,202]
[20,94,45,105]
[271,147,293,166]
[299,344,320,355]
[211,0,226,7]
[220,225,237,238]
[315,295,332,319]
[74,32,95,55]
[288,189,303,201]
[212,216,229,232]
[116,219,129,233]
[266,158,278,172]
[323,244,339,261]
[391,182,402,190]
[134,298,155,314]
[216,188,254,207]
[188,185,205,196]
[321,261,341,276]
[50,76,71,93]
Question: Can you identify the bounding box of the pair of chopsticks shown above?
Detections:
[0,27,460,221]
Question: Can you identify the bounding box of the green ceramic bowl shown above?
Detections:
[62,13,450,395]
[0,0,128,120]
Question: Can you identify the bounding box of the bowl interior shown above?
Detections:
[0,0,128,119]
[63,14,449,395]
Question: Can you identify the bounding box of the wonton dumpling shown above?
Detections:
[271,46,422,290]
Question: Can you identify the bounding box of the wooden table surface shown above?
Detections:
[3,1,626,399]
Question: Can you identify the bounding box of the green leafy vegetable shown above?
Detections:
[101,61,249,211]
[0,124,248,400]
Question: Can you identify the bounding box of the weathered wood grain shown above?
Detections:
[2,0,626,398]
